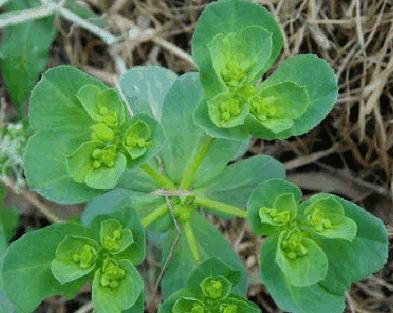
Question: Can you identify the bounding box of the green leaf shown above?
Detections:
[0,200,19,241]
[187,258,239,298]
[172,297,205,313]
[87,206,146,265]
[221,296,261,313]
[92,259,143,313]
[25,66,107,204]
[302,196,357,241]
[275,230,328,287]
[258,54,337,139]
[160,73,247,186]
[195,155,285,208]
[192,0,283,97]
[194,97,250,140]
[0,289,14,313]
[121,113,166,168]
[161,213,247,298]
[24,131,101,204]
[0,0,57,107]
[207,92,249,128]
[304,194,388,295]
[51,235,99,284]
[245,81,310,137]
[259,193,297,228]
[208,26,273,89]
[1,223,90,313]
[29,66,105,131]
[247,178,302,235]
[100,219,134,254]
[260,236,345,313]
[66,141,127,190]
[119,66,177,119]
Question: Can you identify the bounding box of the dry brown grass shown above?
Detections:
[2,0,393,312]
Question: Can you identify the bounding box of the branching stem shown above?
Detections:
[194,196,248,219]
[142,205,168,228]
[141,163,176,190]
[179,136,214,190]
[183,221,201,264]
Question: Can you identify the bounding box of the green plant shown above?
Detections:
[0,0,388,312]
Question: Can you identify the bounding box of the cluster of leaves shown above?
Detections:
[248,179,388,313]
[1,206,144,313]
[0,0,388,313]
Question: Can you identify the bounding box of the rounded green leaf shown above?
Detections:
[24,131,101,205]
[87,206,146,265]
[29,66,105,131]
[245,81,310,137]
[119,66,177,120]
[194,97,250,140]
[259,236,346,313]
[195,154,285,209]
[221,296,261,313]
[258,54,338,139]
[247,178,302,235]
[100,219,134,254]
[275,230,328,287]
[92,259,143,313]
[192,0,283,97]
[172,297,205,313]
[302,196,357,241]
[208,26,273,89]
[51,235,99,284]
[303,194,388,295]
[160,73,248,185]
[1,223,90,313]
[122,113,165,168]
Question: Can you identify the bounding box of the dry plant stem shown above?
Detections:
[74,302,93,313]
[149,195,181,312]
[1,178,61,223]
[0,5,54,28]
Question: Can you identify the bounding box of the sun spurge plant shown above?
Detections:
[0,0,388,313]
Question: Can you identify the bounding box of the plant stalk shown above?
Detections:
[179,136,214,190]
[142,205,168,228]
[183,221,201,264]
[194,196,248,218]
[141,163,176,190]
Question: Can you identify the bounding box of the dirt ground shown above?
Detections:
[1,0,393,312]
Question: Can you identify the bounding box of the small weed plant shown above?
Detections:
[1,1,388,313]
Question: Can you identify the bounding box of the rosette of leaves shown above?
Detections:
[24,66,165,204]
[192,0,338,140]
[1,207,145,313]
[247,178,388,313]
[82,66,285,298]
[159,257,261,313]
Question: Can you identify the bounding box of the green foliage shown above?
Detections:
[248,179,388,313]
[1,206,145,313]
[24,66,165,204]
[159,258,261,313]
[0,0,57,110]
[2,0,388,312]
[192,0,337,141]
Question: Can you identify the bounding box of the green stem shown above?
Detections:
[141,163,175,190]
[179,136,214,190]
[142,205,169,228]
[183,221,201,264]
[194,196,248,219]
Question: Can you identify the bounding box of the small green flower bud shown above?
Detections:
[308,209,334,232]
[249,96,277,122]
[200,276,232,300]
[100,259,126,289]
[91,123,115,142]
[72,244,97,269]
[221,59,246,84]
[219,97,242,123]
[191,305,205,313]
[91,146,117,169]
[97,105,118,127]
[221,304,238,313]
